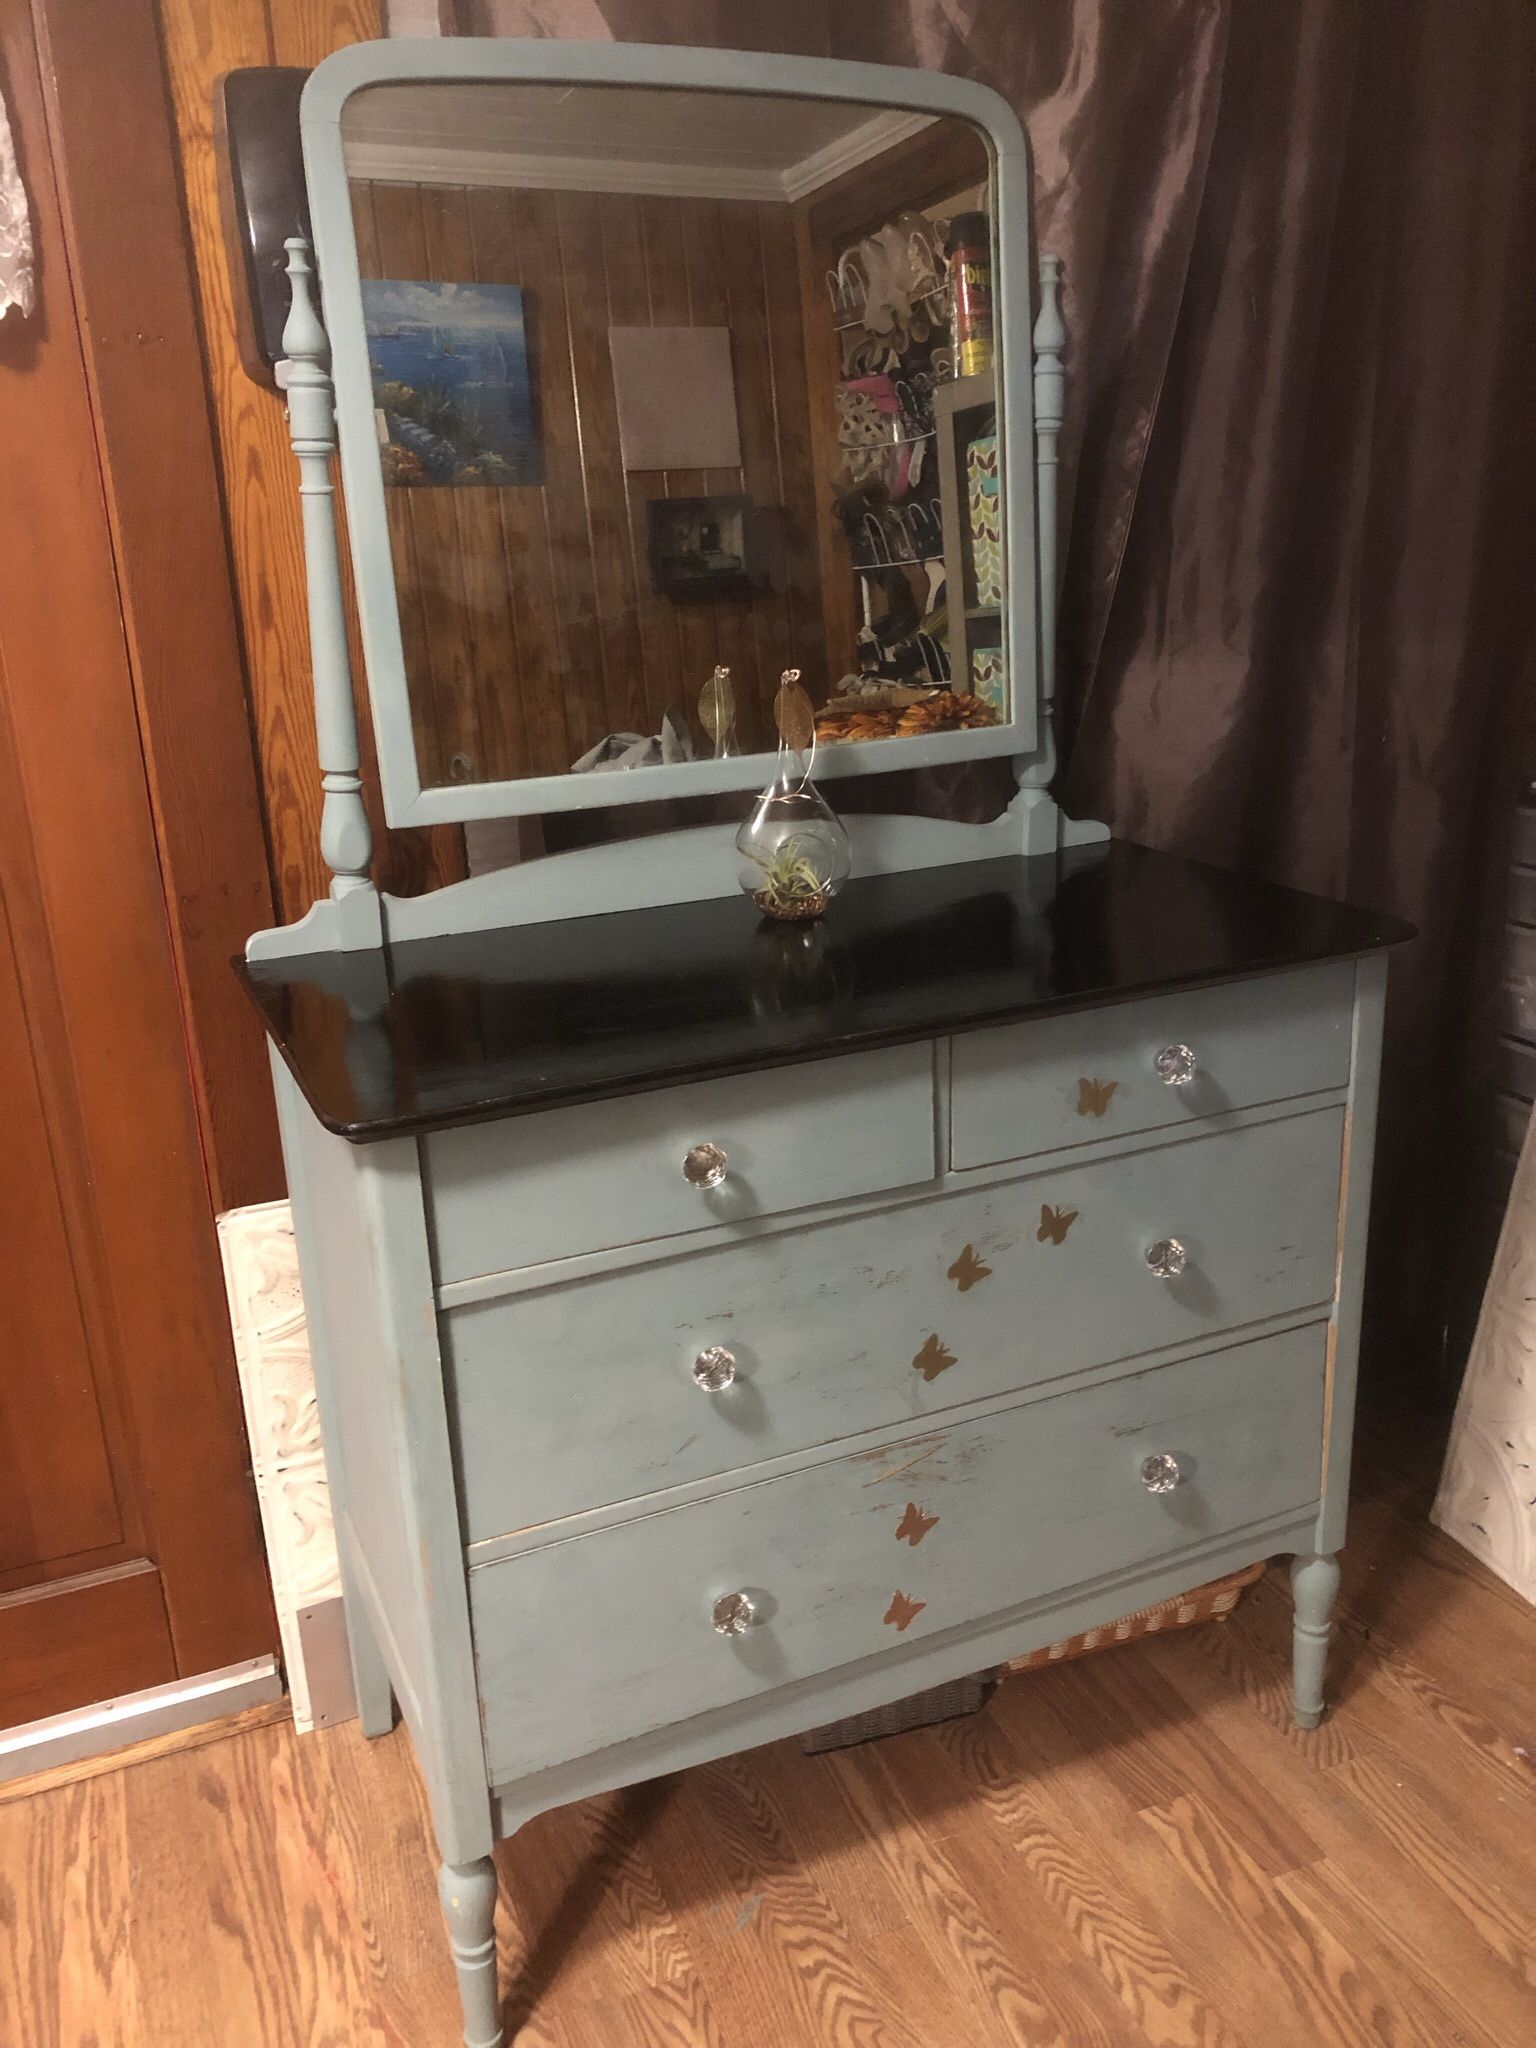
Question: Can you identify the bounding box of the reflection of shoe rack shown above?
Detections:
[934,365,1004,711]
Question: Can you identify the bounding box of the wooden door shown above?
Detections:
[0,1,276,1727]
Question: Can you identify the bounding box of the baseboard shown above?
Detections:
[0,1655,283,1785]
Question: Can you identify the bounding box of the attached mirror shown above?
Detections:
[306,50,1037,820]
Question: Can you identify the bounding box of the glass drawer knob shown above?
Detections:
[692,1345,737,1392]
[712,1590,757,1636]
[683,1142,728,1190]
[1154,1043,1198,1086]
[1140,1452,1182,1494]
[1145,1236,1188,1280]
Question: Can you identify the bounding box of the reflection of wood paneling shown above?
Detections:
[804,120,991,249]
[358,180,826,781]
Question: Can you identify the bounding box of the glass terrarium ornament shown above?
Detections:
[698,664,738,758]
[736,671,852,922]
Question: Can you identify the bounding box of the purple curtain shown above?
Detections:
[472,0,1536,1384]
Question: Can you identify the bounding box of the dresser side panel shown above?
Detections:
[272,1063,492,1862]
[1316,953,1388,1551]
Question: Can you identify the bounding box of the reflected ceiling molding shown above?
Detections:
[342,108,935,200]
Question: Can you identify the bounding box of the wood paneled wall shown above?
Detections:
[355,180,825,778]
[157,0,465,917]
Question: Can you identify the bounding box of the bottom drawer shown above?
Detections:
[470,1324,1325,1782]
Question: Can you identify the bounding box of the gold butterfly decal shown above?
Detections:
[1077,1077,1119,1118]
[896,1502,940,1547]
[1037,1203,1079,1246]
[947,1243,992,1292]
[884,1590,927,1632]
[911,1334,958,1383]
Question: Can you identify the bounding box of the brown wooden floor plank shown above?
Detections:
[1292,1487,1534,1749]
[1021,1641,1325,1877]
[498,1782,692,2015]
[321,1723,486,2047]
[259,1719,396,2048]
[0,1775,140,2048]
[1282,1852,1518,2048]
[611,1765,845,2048]
[121,1724,312,2046]
[736,1738,912,1944]
[1276,1857,1501,2048]
[4,1451,1532,2048]
[982,1676,1334,2047]
[837,1732,1128,2047]
[1139,1791,1476,2048]
[683,1751,925,2048]
[935,1703,1255,2048]
[1219,1571,1536,1865]
[1144,1630,1536,2040]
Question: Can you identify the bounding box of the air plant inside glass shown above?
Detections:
[736,670,852,921]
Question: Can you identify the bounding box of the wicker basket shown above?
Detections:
[800,1562,1265,1754]
[999,1559,1267,1677]
[801,1671,996,1753]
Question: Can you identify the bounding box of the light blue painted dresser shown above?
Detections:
[231,35,1411,2045]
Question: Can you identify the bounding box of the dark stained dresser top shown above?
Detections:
[236,839,1413,1141]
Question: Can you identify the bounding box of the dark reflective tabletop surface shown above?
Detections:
[236,840,1413,1141]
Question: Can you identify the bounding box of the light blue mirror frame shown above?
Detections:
[300,38,1041,827]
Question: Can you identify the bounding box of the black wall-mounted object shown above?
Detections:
[214,67,311,388]
[646,495,755,600]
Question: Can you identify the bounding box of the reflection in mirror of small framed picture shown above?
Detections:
[647,495,754,600]
[361,278,541,487]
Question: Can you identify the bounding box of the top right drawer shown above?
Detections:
[949,961,1356,1170]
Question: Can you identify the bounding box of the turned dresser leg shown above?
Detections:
[438,1857,504,2048]
[1290,1550,1341,1730]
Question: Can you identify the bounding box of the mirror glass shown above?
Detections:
[339,81,1008,791]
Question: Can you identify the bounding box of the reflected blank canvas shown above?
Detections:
[609,325,742,471]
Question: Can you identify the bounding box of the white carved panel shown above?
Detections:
[218,1199,340,1728]
[1433,1104,1536,1603]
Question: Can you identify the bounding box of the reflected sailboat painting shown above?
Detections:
[360,278,541,487]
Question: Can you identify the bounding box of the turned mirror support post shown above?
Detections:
[1009,252,1100,856]
[281,235,375,908]
[1032,252,1065,717]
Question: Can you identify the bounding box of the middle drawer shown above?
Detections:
[444,1106,1343,1542]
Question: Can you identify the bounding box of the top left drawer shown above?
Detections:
[424,1042,937,1286]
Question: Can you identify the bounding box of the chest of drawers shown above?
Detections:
[244,848,1405,2046]
[232,41,1423,2040]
